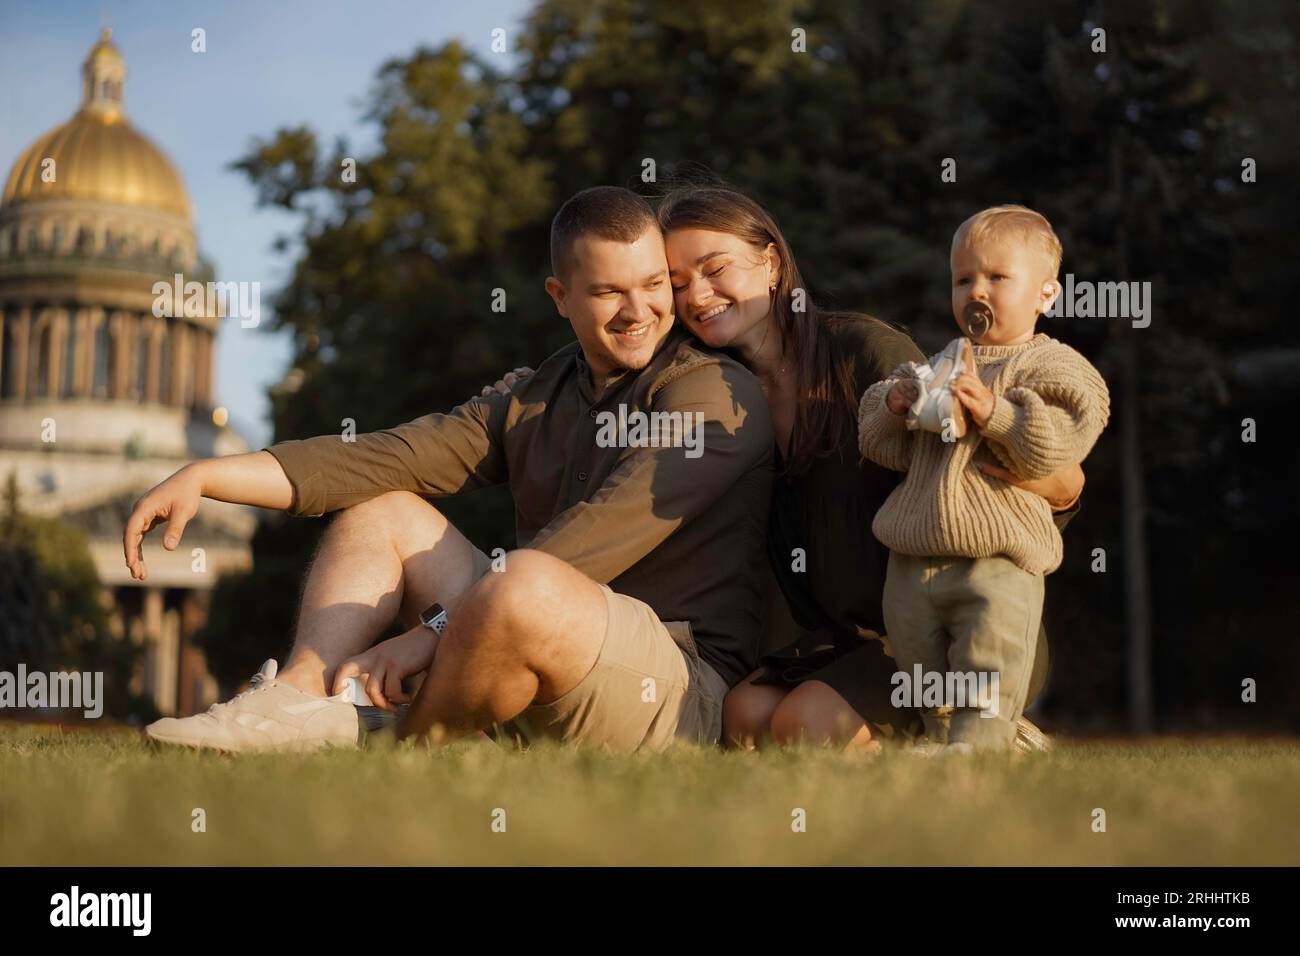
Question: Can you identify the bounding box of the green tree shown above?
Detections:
[0,473,143,718]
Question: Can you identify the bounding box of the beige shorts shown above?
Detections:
[470,548,727,751]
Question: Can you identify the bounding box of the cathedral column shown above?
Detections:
[10,304,29,398]
[110,309,131,399]
[49,307,69,399]
[190,327,204,408]
[175,322,192,406]
[74,305,94,397]
[119,306,135,395]
[128,312,142,400]
[185,324,195,406]
[146,317,161,402]
[196,328,212,407]
[94,306,111,397]
[206,328,216,407]
[158,602,181,716]
[178,591,209,716]
[141,588,167,714]
[140,587,182,715]
[158,319,174,406]
[28,307,51,398]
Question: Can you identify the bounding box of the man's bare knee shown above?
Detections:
[319,492,482,624]
[450,549,604,701]
[459,550,568,646]
[330,491,445,539]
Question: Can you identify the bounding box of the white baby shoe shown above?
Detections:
[905,335,975,438]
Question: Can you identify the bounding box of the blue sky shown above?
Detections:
[0,0,535,446]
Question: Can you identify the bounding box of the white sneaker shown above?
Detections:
[145,660,360,753]
[906,336,975,437]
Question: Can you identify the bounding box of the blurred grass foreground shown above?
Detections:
[2,724,1297,865]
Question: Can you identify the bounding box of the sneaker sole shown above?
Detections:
[143,727,357,755]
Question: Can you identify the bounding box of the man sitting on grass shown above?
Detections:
[123,186,773,753]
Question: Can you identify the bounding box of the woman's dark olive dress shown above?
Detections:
[752,316,1074,738]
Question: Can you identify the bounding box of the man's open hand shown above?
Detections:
[123,466,204,581]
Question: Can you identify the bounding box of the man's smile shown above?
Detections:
[611,323,653,340]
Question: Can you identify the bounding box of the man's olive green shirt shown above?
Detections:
[264,326,774,687]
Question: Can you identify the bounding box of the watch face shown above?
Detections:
[421,603,448,633]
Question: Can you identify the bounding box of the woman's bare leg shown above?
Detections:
[721,669,789,749]
[769,680,880,753]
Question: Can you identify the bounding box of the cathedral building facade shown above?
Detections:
[0,30,254,717]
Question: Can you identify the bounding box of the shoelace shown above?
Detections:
[204,669,273,716]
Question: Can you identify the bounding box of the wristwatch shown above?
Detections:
[419,602,449,634]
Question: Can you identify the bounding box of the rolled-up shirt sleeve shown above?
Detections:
[527,359,772,584]
[264,393,508,517]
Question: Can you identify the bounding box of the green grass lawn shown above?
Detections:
[2,723,1297,865]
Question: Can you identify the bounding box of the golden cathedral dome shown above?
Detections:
[2,116,194,221]
[0,29,193,222]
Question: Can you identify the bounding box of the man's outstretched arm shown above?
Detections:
[123,450,293,581]
[124,393,509,581]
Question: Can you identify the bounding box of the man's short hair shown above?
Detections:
[550,186,658,280]
[952,204,1063,279]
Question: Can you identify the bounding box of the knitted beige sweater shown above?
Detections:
[858,333,1110,574]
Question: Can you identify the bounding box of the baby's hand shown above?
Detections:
[951,373,994,428]
[886,379,919,416]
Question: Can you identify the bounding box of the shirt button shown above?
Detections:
[577,471,588,481]
[588,408,598,418]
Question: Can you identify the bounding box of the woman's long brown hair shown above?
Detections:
[655,182,862,476]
